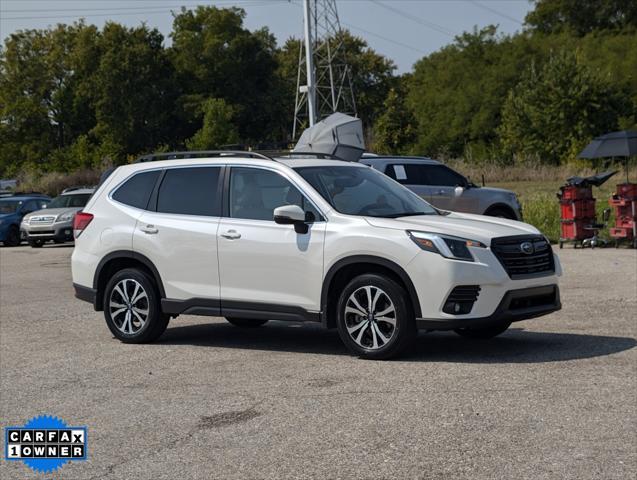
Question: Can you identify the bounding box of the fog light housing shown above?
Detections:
[443,285,481,315]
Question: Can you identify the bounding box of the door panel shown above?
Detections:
[217,218,325,310]
[133,211,220,300]
[218,166,325,313]
[133,166,223,300]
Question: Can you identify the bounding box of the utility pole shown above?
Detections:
[293,0,357,139]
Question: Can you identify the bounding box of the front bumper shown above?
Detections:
[417,284,560,330]
[22,221,74,242]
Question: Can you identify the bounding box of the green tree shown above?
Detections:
[407,26,537,159]
[525,0,637,36]
[170,6,282,143]
[372,87,417,154]
[498,50,630,164]
[91,22,175,158]
[186,98,239,149]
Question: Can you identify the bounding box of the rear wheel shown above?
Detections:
[336,273,416,360]
[225,318,269,328]
[28,239,45,248]
[454,322,511,339]
[103,268,169,343]
[4,226,21,247]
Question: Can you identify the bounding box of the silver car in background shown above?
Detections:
[21,187,95,247]
[360,155,522,220]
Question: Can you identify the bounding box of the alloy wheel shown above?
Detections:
[344,286,397,350]
[109,279,149,335]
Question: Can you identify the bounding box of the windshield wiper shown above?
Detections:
[375,212,433,218]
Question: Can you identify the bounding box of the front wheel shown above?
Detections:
[336,273,416,360]
[454,322,511,339]
[104,268,169,343]
[485,207,517,220]
[225,318,269,328]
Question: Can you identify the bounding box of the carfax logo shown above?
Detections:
[4,415,87,474]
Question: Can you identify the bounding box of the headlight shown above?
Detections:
[407,231,486,262]
[57,212,74,222]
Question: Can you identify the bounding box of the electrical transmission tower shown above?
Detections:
[292,0,357,139]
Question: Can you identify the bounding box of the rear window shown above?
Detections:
[112,170,160,209]
[156,167,221,216]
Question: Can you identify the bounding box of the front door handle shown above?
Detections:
[437,189,446,195]
[140,224,159,234]
[221,230,241,240]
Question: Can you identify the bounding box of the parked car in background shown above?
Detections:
[0,194,51,246]
[21,187,94,247]
[360,155,522,220]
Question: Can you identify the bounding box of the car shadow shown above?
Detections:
[159,322,636,363]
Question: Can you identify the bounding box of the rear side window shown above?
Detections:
[386,164,429,185]
[157,167,221,216]
[112,170,160,209]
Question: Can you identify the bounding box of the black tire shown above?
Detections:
[28,239,45,248]
[485,207,517,220]
[336,273,416,360]
[103,268,169,343]
[4,226,21,247]
[454,322,511,339]
[225,318,269,328]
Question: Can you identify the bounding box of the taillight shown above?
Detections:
[73,212,94,238]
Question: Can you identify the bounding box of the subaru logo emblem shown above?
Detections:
[520,242,534,254]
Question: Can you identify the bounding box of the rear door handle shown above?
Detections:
[140,224,158,234]
[221,230,241,240]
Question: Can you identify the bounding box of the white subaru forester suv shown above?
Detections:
[72,152,561,359]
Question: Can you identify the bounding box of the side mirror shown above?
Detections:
[273,205,308,234]
[454,185,465,197]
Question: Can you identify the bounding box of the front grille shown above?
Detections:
[491,235,555,279]
[443,285,481,314]
[29,215,55,225]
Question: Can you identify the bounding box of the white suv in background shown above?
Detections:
[72,152,561,359]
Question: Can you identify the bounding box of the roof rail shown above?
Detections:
[135,150,273,163]
[62,185,95,194]
[267,151,345,160]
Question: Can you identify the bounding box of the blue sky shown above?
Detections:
[0,0,533,73]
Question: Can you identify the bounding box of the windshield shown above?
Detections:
[0,200,22,214]
[294,165,437,217]
[48,193,92,209]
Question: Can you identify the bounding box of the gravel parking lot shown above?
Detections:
[1,245,635,479]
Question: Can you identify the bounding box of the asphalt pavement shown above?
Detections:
[0,245,635,479]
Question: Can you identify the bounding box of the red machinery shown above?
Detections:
[609,183,637,248]
[558,171,616,248]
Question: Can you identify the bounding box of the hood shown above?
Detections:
[365,211,539,245]
[24,207,80,221]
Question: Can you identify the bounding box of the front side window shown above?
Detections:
[295,165,437,218]
[426,165,466,187]
[112,170,160,209]
[156,167,221,216]
[229,167,321,222]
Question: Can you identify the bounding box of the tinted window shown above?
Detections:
[113,170,160,209]
[157,167,220,216]
[229,167,321,222]
[48,193,92,209]
[295,165,437,217]
[426,165,465,186]
[386,164,430,185]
